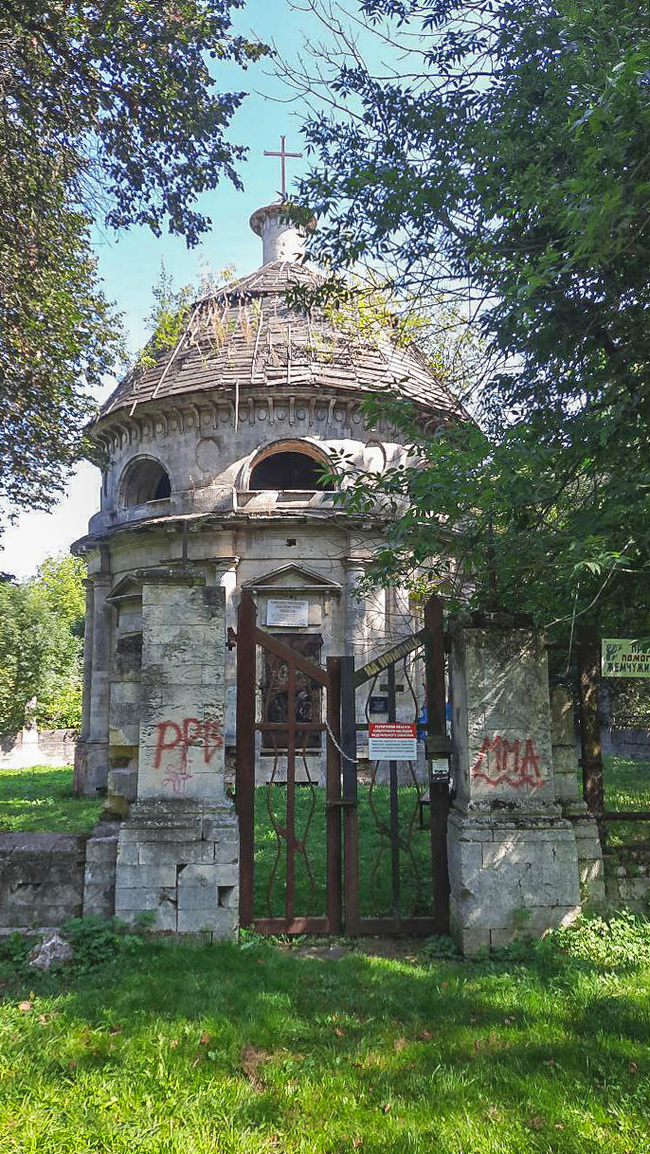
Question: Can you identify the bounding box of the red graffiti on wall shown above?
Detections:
[471,735,544,789]
[153,717,224,793]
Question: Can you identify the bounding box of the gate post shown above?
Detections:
[578,625,605,816]
[235,593,257,927]
[326,657,343,934]
[340,655,359,935]
[447,619,581,954]
[423,596,451,935]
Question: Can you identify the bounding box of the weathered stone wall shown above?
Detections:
[0,729,77,770]
[604,847,650,910]
[0,832,87,928]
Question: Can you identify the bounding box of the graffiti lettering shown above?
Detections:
[153,717,224,793]
[471,734,544,789]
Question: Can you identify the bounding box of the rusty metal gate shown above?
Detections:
[339,596,451,936]
[234,593,343,934]
[234,592,450,936]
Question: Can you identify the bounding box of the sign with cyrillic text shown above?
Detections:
[602,639,650,678]
[368,722,417,761]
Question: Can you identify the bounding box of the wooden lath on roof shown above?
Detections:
[99,259,466,426]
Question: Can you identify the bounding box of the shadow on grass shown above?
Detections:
[1,935,649,1153]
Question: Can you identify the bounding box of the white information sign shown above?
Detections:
[602,638,650,678]
[266,598,309,628]
[368,722,418,761]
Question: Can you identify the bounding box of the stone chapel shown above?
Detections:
[73,199,462,805]
[70,192,606,950]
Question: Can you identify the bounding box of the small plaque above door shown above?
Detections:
[369,695,389,714]
[266,598,309,627]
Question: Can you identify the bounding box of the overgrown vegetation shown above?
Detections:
[1,914,650,1152]
[136,260,237,371]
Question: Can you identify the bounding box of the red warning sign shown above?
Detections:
[368,722,417,761]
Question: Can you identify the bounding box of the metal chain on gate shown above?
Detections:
[324,718,359,764]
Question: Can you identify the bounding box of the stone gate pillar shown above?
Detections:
[114,568,239,937]
[447,620,581,953]
[74,574,112,796]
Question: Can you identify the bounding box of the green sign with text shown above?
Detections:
[602,639,650,678]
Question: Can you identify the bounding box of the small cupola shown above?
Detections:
[249,202,307,265]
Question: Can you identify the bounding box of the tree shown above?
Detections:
[0,554,86,735]
[0,1,268,523]
[284,0,650,632]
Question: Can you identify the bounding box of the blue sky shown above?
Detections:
[2,0,345,577]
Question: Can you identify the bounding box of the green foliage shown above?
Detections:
[136,260,237,370]
[0,1,268,521]
[0,931,31,969]
[291,0,650,627]
[0,766,102,832]
[0,556,86,734]
[552,910,650,969]
[62,916,149,974]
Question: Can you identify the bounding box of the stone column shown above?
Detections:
[114,568,239,938]
[213,556,240,746]
[80,580,94,741]
[75,575,112,796]
[343,559,368,658]
[447,621,581,954]
[551,685,605,907]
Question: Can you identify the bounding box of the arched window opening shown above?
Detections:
[121,459,171,508]
[250,451,329,491]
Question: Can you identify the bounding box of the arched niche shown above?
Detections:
[248,440,332,492]
[120,457,171,508]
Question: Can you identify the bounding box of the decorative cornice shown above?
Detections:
[89,391,422,457]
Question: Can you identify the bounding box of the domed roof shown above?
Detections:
[98,209,464,425]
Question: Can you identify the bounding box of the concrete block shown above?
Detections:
[203,812,238,841]
[137,841,215,865]
[214,840,239,865]
[115,863,177,889]
[177,863,220,890]
[111,768,138,802]
[115,886,162,912]
[177,907,237,936]
[116,841,140,865]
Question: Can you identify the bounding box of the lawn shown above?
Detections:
[604,757,650,847]
[1,917,650,1153]
[0,766,102,833]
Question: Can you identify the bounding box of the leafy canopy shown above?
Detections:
[288,0,650,630]
[0,1,268,523]
[0,555,87,734]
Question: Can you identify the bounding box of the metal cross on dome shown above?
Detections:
[264,135,302,199]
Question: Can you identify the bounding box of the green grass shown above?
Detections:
[1,918,650,1153]
[0,766,102,833]
[604,757,650,847]
[254,784,432,921]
